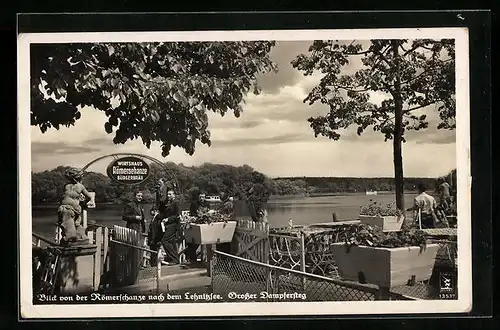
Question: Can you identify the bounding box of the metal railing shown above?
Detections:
[108,238,164,291]
[108,225,167,291]
[269,230,342,278]
[32,232,59,247]
[211,250,411,301]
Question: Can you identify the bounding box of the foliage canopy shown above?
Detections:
[292,39,455,141]
[292,39,456,210]
[31,42,277,156]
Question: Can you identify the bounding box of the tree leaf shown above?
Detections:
[172,63,183,74]
[188,97,198,107]
[173,91,189,106]
[104,122,113,133]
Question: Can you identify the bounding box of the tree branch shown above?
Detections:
[380,115,395,127]
[344,41,373,56]
[403,101,441,114]
[336,86,372,93]
[402,44,422,57]
[399,59,453,86]
[346,50,372,55]
[373,48,393,69]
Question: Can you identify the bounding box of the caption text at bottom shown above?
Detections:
[36,291,307,303]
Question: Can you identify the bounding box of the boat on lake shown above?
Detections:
[204,195,221,202]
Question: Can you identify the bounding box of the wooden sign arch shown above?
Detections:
[81,153,181,193]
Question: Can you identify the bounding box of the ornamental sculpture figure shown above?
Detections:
[57,167,92,245]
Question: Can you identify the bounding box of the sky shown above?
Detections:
[30,40,457,178]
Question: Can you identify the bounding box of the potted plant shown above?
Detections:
[182,207,237,245]
[330,224,439,288]
[359,200,404,232]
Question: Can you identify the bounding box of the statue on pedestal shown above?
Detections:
[57,167,92,246]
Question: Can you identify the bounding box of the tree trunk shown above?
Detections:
[393,109,404,211]
[392,41,405,211]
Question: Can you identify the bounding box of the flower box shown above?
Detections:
[331,243,439,288]
[184,221,237,245]
[359,215,403,232]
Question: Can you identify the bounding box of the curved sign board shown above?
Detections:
[106,156,151,185]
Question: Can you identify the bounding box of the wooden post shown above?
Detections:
[376,286,391,300]
[177,238,186,264]
[300,232,307,291]
[103,227,109,273]
[142,236,149,268]
[54,226,62,244]
[265,232,272,292]
[93,227,103,291]
[156,249,162,293]
[206,244,216,277]
[109,240,115,288]
[88,230,94,244]
[82,209,88,230]
[332,212,338,222]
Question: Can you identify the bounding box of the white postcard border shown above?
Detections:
[18,27,472,318]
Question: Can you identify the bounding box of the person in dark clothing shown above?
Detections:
[185,191,209,264]
[216,192,234,254]
[219,193,234,216]
[122,191,146,234]
[147,207,161,266]
[189,192,209,217]
[158,189,181,264]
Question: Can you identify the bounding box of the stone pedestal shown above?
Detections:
[57,244,97,294]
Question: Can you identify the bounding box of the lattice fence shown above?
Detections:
[212,251,411,302]
[269,233,303,271]
[109,225,161,288]
[233,219,270,263]
[269,227,342,278]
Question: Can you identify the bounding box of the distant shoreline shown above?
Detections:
[32,191,419,208]
[269,190,417,199]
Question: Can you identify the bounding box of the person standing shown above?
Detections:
[407,183,438,229]
[190,191,209,216]
[158,189,181,264]
[185,191,209,265]
[57,168,92,245]
[219,192,234,217]
[216,192,234,254]
[148,180,165,266]
[438,177,452,210]
[122,191,146,234]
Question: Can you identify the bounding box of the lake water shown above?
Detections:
[31,193,417,239]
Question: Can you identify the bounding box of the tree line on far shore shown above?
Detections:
[31,162,455,205]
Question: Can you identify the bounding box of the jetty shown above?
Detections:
[32,215,457,302]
